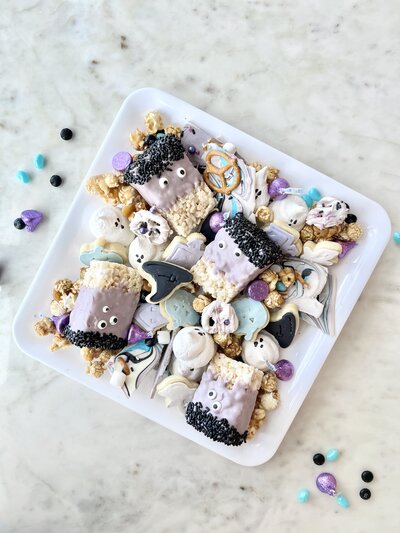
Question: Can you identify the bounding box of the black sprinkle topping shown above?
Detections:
[224,213,282,268]
[185,401,247,446]
[124,134,185,185]
[64,325,126,350]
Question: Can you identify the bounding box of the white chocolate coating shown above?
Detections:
[172,326,216,368]
[89,206,134,246]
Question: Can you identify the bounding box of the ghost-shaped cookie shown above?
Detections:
[89,206,134,246]
[271,195,309,232]
[128,236,166,268]
[242,331,280,370]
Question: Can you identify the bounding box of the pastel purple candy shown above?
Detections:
[112,151,132,171]
[246,279,269,301]
[316,472,337,496]
[274,359,294,381]
[127,323,151,344]
[20,210,43,232]
[269,177,290,200]
[52,314,70,335]
[337,240,357,259]
[209,211,225,233]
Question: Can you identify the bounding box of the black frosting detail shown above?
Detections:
[185,401,247,446]
[142,261,193,304]
[124,134,185,185]
[64,326,127,350]
[224,213,282,268]
[266,311,297,348]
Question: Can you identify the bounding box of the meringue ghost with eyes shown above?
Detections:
[172,326,216,369]
[128,236,166,268]
[89,206,134,246]
[242,330,280,370]
[271,195,309,232]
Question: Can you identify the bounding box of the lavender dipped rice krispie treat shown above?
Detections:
[192,213,282,302]
[64,260,142,350]
[123,134,216,237]
[186,353,264,446]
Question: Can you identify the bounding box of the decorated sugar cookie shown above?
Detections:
[139,261,193,304]
[266,303,300,348]
[156,375,198,412]
[160,289,200,330]
[80,238,128,265]
[265,220,303,256]
[133,303,168,333]
[162,233,206,270]
[124,134,216,236]
[231,296,270,341]
[301,240,342,266]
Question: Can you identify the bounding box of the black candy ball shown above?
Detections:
[345,213,358,224]
[361,470,374,483]
[50,175,62,187]
[359,488,371,500]
[313,453,325,466]
[60,128,73,140]
[14,218,26,230]
[143,134,157,147]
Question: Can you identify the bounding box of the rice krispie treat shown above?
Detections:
[123,134,216,236]
[64,260,142,350]
[192,213,282,302]
[186,353,264,446]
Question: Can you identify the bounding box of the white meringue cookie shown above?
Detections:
[271,195,309,232]
[242,330,280,370]
[128,236,166,268]
[170,357,206,382]
[89,206,134,246]
[172,326,216,369]
[306,196,349,229]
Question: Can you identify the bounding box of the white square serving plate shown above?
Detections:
[13,88,391,466]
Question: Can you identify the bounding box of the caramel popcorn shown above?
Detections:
[193,294,212,313]
[50,333,71,352]
[260,390,280,411]
[86,172,146,208]
[279,267,295,288]
[264,290,284,309]
[33,317,55,336]
[129,128,146,151]
[248,371,280,439]
[213,333,242,358]
[260,370,278,393]
[53,279,74,302]
[300,223,344,243]
[256,206,273,225]
[50,299,66,316]
[86,359,105,378]
[165,124,182,137]
[339,222,363,242]
[144,111,164,134]
[249,161,262,172]
[259,269,279,291]
[266,166,279,184]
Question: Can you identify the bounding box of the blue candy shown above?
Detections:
[276,281,287,292]
[326,448,340,462]
[297,489,310,503]
[393,231,400,244]
[16,170,30,184]
[336,494,349,508]
[301,194,313,208]
[34,153,46,169]
[308,187,321,201]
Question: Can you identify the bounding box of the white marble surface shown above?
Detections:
[1,1,399,532]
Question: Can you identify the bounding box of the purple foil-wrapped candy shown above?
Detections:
[52,313,70,335]
[246,279,269,301]
[112,151,132,172]
[316,472,337,496]
[336,240,357,259]
[20,210,43,232]
[209,211,226,233]
[274,359,294,381]
[269,177,290,200]
[127,323,151,345]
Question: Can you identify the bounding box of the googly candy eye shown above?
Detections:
[218,240,226,249]
[159,177,169,189]
[176,167,186,178]
[208,390,217,400]
[102,306,110,313]
[109,316,118,325]
[234,248,242,257]
[97,320,107,330]
[211,401,222,412]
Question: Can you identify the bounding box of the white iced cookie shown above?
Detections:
[129,210,171,245]
[156,375,198,412]
[242,331,280,370]
[201,301,239,335]
[173,326,216,368]
[89,206,134,246]
[128,236,166,268]
[170,357,206,382]
[271,195,309,231]
[306,196,349,229]
[301,240,342,266]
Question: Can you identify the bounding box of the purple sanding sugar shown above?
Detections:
[246,279,269,301]
[52,313,70,335]
[112,151,132,171]
[268,177,290,200]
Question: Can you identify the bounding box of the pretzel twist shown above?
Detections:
[203,150,241,194]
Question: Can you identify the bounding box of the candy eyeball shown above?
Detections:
[211,400,222,412]
[234,248,242,257]
[102,305,110,313]
[218,240,226,250]
[176,167,186,178]
[109,316,118,325]
[208,389,217,400]
[159,177,169,188]
[97,320,107,330]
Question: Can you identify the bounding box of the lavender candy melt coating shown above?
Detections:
[52,313,70,335]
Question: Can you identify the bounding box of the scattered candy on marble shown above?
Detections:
[246,279,269,301]
[273,359,294,381]
[14,218,26,230]
[361,470,374,483]
[112,151,132,171]
[297,489,310,503]
[316,472,337,496]
[20,210,44,232]
[393,231,400,244]
[359,488,371,500]
[60,128,73,140]
[326,448,340,462]
[269,177,290,200]
[50,174,63,187]
[16,170,30,184]
[313,453,325,466]
[34,153,46,169]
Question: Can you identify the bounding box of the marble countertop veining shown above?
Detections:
[1,1,399,532]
